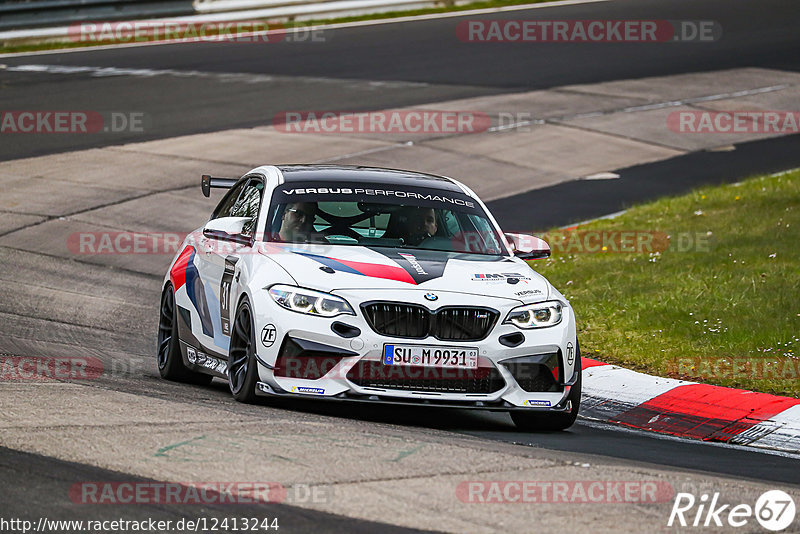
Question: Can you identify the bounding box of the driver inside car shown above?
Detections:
[385,206,438,246]
[278,202,319,243]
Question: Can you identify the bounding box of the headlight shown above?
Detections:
[268,285,354,317]
[505,301,563,329]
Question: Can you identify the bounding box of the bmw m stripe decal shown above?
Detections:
[170,246,194,290]
[171,246,214,337]
[294,252,417,284]
[185,253,214,337]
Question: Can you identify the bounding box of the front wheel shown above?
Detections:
[511,343,582,431]
[157,284,213,385]
[228,298,259,403]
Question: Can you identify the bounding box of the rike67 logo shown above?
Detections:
[669,490,796,531]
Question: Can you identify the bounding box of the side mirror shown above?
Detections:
[505,233,550,260]
[203,216,252,243]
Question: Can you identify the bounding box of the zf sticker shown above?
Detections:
[220,256,238,336]
[566,342,575,366]
[261,324,277,347]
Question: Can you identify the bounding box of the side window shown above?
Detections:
[212,180,247,219]
[468,214,503,254]
[230,179,264,238]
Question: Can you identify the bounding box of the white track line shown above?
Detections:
[3,63,429,88]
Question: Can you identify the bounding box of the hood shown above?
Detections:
[259,243,551,300]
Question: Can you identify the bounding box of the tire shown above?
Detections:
[228,297,259,403]
[510,343,582,431]
[157,284,213,385]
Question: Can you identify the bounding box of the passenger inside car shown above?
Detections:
[384,206,439,245]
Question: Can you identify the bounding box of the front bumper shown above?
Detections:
[252,289,578,411]
[255,380,575,413]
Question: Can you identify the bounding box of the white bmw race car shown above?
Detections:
[158,165,581,430]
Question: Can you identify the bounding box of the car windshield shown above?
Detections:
[265,181,506,255]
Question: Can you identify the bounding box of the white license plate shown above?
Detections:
[383,344,478,369]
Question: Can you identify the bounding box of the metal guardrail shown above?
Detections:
[0,0,138,12]
[0,0,453,30]
[0,0,195,30]
[194,0,348,14]
[0,0,456,43]
[193,0,451,15]
[192,0,448,19]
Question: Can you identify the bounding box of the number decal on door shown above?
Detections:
[220,256,238,336]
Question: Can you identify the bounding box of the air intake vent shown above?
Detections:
[346,360,505,394]
[361,303,498,341]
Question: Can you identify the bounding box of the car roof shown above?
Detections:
[276,165,465,193]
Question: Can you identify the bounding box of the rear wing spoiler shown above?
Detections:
[201,174,238,197]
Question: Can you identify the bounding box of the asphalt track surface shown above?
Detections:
[3,386,799,528]
[0,447,435,534]
[1,0,800,530]
[489,133,800,230]
[0,0,799,160]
